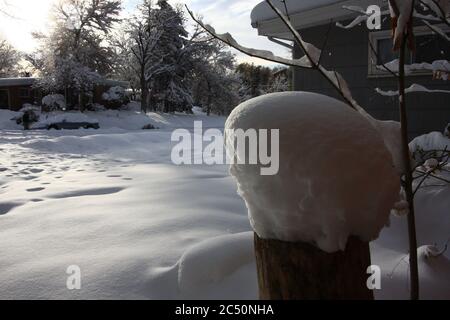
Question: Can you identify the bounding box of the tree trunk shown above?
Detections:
[140,73,148,113]
[254,234,374,300]
[206,81,212,116]
[398,34,419,300]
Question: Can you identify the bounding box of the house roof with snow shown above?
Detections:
[0,77,129,88]
[251,0,385,38]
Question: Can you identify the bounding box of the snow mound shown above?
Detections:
[177,232,256,299]
[225,92,400,253]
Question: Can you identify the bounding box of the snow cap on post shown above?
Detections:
[225,92,401,253]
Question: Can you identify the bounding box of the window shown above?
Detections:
[19,88,30,98]
[368,25,450,77]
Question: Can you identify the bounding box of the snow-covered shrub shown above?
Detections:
[102,86,130,109]
[225,92,400,253]
[445,123,450,138]
[20,104,41,114]
[42,94,66,112]
[15,104,40,125]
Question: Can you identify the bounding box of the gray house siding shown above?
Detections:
[292,22,450,138]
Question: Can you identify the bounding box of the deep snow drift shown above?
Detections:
[0,105,449,299]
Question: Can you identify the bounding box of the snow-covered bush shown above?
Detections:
[102,86,130,109]
[15,104,40,125]
[445,123,450,138]
[225,92,400,253]
[19,104,41,114]
[42,94,66,112]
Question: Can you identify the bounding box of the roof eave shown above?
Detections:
[252,0,385,38]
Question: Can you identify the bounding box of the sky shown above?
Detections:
[0,0,290,66]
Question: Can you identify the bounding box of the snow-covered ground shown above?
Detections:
[0,105,448,300]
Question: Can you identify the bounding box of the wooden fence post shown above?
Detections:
[254,234,374,300]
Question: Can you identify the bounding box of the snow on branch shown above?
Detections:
[379,59,450,79]
[376,83,450,96]
[336,6,390,30]
[419,0,450,24]
[185,6,312,69]
[337,15,369,29]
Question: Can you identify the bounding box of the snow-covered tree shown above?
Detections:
[149,0,190,113]
[188,32,239,116]
[236,63,268,100]
[115,0,164,112]
[235,63,287,101]
[29,0,122,109]
[0,37,20,77]
[267,67,290,93]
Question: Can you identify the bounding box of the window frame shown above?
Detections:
[368,25,450,78]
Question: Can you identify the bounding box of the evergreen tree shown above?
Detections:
[189,36,239,116]
[150,0,190,113]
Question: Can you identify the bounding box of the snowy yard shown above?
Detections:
[0,106,449,300]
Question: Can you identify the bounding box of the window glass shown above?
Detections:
[377,38,413,65]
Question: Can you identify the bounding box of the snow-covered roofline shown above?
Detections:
[251,0,385,37]
[0,78,37,88]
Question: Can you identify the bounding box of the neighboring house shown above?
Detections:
[0,78,40,111]
[251,0,450,137]
[0,78,129,111]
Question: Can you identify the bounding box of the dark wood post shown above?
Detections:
[254,234,374,300]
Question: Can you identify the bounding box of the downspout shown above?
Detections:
[267,36,298,91]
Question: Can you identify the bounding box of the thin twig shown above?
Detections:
[318,20,334,65]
